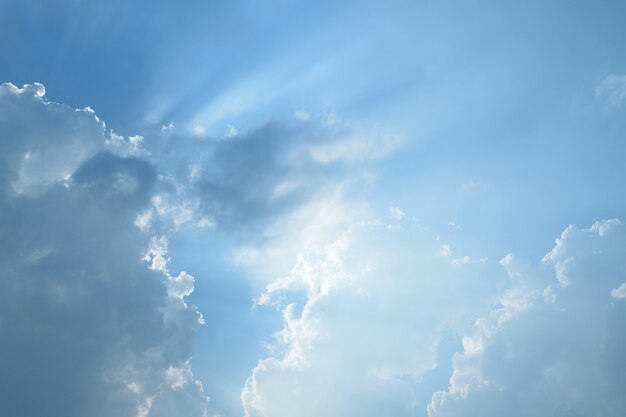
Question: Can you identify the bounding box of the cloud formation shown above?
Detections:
[0,82,402,417]
[139,113,400,233]
[429,219,626,417]
[0,83,208,417]
[240,210,626,417]
[4,81,626,417]
[237,199,501,417]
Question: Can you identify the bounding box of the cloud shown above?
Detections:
[0,83,105,194]
[438,241,487,268]
[450,255,488,268]
[0,83,208,417]
[192,122,322,229]
[238,200,501,417]
[611,283,626,299]
[145,115,399,231]
[237,204,626,417]
[389,207,407,220]
[429,219,626,417]
[0,81,401,417]
[161,122,175,132]
[223,124,240,138]
[7,80,625,417]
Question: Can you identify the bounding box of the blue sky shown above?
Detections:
[1,1,626,416]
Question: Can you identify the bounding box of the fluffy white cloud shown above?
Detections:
[0,83,208,417]
[238,197,499,417]
[429,219,626,417]
[237,188,626,417]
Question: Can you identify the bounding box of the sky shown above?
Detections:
[1,1,626,416]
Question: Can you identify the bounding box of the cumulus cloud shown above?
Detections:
[237,200,501,417]
[235,186,626,417]
[0,83,208,417]
[429,219,626,417]
[389,206,406,220]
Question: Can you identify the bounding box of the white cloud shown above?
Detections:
[438,242,487,267]
[166,361,194,390]
[554,256,573,287]
[224,124,239,138]
[611,283,626,299]
[429,219,626,417]
[239,195,500,417]
[439,243,452,257]
[168,271,196,299]
[0,82,105,194]
[151,194,203,230]
[589,218,622,237]
[135,209,154,231]
[2,81,46,97]
[450,256,488,267]
[389,207,406,220]
[105,130,149,157]
[161,121,175,131]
